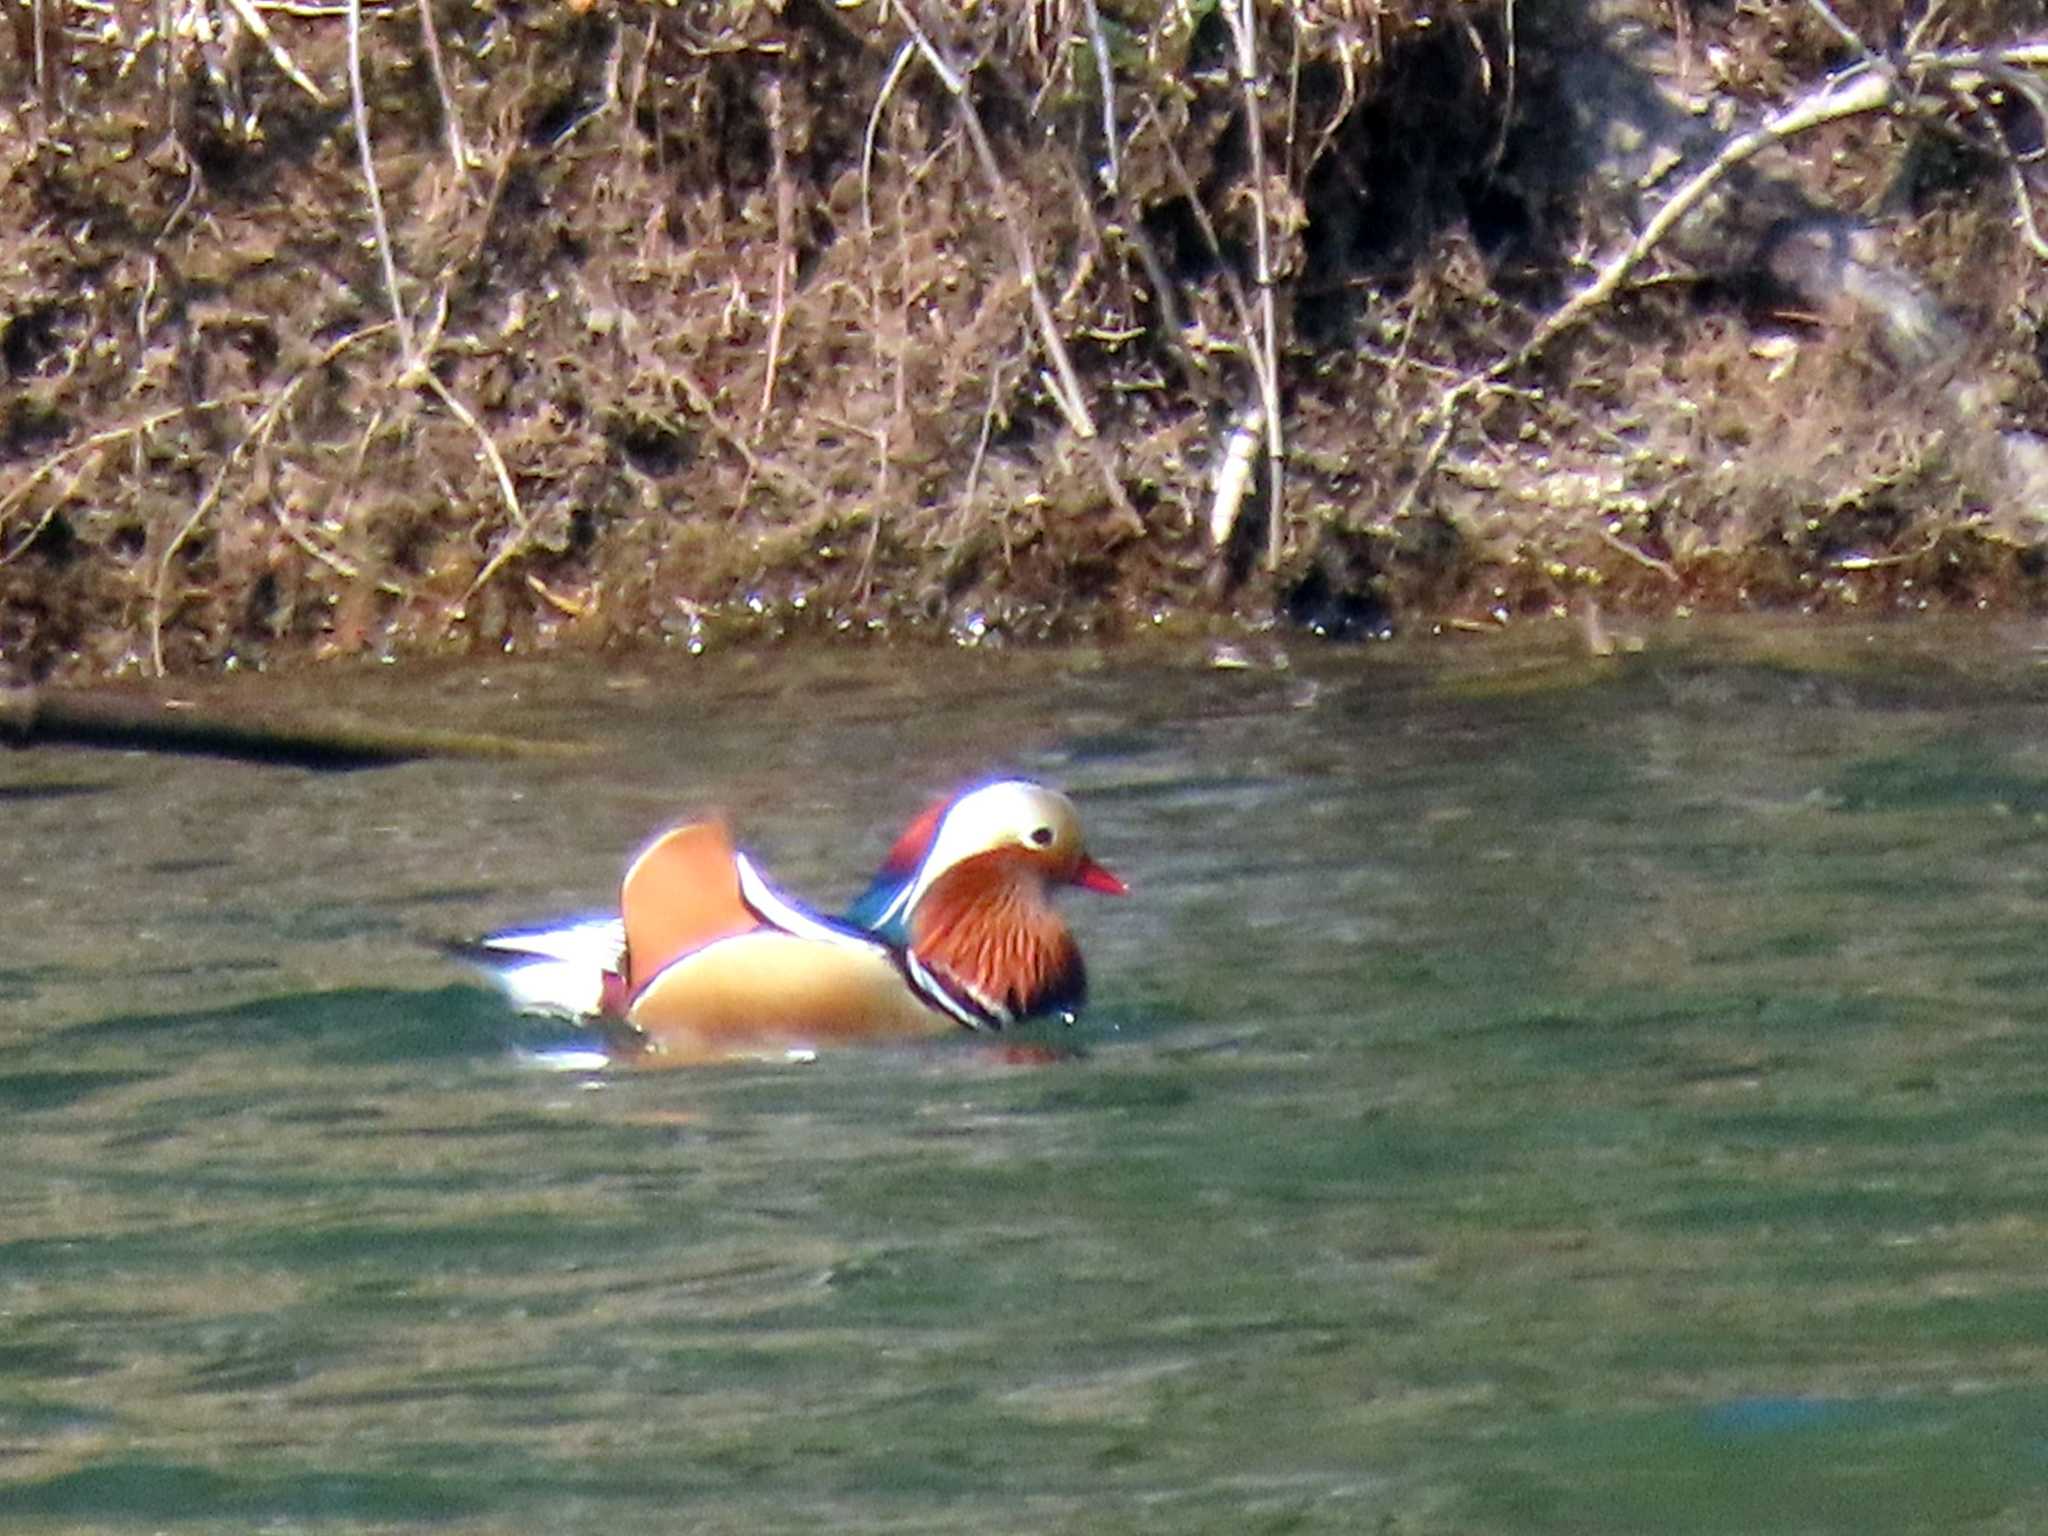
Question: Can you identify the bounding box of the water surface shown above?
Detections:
[8,621,2048,1533]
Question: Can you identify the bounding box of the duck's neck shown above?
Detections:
[906,853,1086,1027]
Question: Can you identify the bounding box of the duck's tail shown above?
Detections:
[444,914,627,1019]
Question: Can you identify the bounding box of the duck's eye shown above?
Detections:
[1028,825,1055,848]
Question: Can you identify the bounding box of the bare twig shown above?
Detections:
[887,1,1095,441]
[1488,0,1519,175]
[1804,0,1878,61]
[1520,70,1896,368]
[1904,2,1952,57]
[1594,523,1681,583]
[962,361,1007,515]
[413,0,471,182]
[1080,0,1120,190]
[271,505,411,594]
[440,373,534,604]
[343,0,535,609]
[1142,104,1260,346]
[887,0,1141,532]
[860,38,916,447]
[0,399,257,560]
[757,75,793,434]
[1224,0,1287,572]
[860,39,917,251]
[149,326,393,674]
[222,0,329,104]
[670,363,824,506]
[1079,7,1200,390]
[346,0,414,362]
[152,385,305,674]
[1395,65,1898,519]
[1975,92,2048,260]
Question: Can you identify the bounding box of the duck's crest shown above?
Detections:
[843,796,947,938]
[881,799,948,875]
[619,821,760,993]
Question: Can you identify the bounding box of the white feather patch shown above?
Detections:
[472,915,625,1018]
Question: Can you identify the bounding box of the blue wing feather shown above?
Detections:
[841,873,914,943]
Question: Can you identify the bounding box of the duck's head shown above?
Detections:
[868,780,1124,1028]
[892,780,1124,905]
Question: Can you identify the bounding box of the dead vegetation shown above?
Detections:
[5,1,2048,680]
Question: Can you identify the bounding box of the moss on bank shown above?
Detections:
[4,1,2048,680]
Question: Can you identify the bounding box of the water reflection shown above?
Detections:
[5,623,2048,1531]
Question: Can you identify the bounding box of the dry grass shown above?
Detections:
[4,0,2048,679]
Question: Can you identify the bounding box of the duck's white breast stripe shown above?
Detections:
[737,851,1008,1034]
[904,952,1000,1031]
[735,854,889,956]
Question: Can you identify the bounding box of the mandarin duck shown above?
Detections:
[465,780,1125,1065]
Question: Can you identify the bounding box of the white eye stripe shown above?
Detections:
[895,782,1077,910]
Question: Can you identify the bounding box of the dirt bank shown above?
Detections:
[5,1,2048,681]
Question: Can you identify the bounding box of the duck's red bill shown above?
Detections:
[1074,855,1129,895]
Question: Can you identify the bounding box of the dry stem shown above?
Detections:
[756,75,793,435]
[148,325,393,673]
[347,0,414,362]
[413,0,471,182]
[1225,0,1288,573]
[222,0,329,103]
[886,0,1141,533]
[0,399,257,561]
[1395,63,1900,519]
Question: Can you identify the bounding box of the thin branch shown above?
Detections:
[0,398,257,557]
[1521,69,1895,367]
[1142,103,1260,347]
[1904,1,1952,57]
[440,372,533,605]
[222,0,329,104]
[962,361,1007,515]
[1224,0,1287,572]
[152,384,306,675]
[1081,9,1200,392]
[1971,87,2048,260]
[670,363,825,507]
[860,40,916,251]
[1804,0,1877,60]
[1394,65,1897,519]
[756,75,792,435]
[1594,522,1681,583]
[347,0,414,363]
[343,0,531,608]
[887,0,1096,441]
[887,0,1141,534]
[149,325,393,674]
[1080,0,1120,191]
[413,0,471,182]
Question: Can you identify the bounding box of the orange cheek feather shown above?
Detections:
[911,854,1086,1018]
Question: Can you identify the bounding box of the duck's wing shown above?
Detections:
[626,846,989,1058]
[619,820,764,994]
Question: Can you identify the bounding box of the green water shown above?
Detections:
[9,622,2048,1533]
